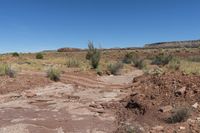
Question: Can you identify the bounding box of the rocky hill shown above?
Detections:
[145,39,200,48]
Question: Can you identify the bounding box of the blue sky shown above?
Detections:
[0,0,200,53]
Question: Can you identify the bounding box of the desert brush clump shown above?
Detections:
[36,53,44,59]
[66,58,80,68]
[152,53,173,66]
[86,41,101,69]
[134,58,146,69]
[47,68,60,81]
[0,64,16,78]
[123,52,136,64]
[168,57,181,70]
[179,60,200,75]
[107,62,123,75]
[165,107,190,124]
[12,52,19,57]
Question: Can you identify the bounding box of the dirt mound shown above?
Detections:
[115,72,200,133]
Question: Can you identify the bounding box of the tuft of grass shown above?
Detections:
[12,52,19,57]
[36,53,44,59]
[168,57,181,70]
[47,68,60,81]
[66,58,80,68]
[165,107,190,124]
[0,64,16,78]
[107,62,123,75]
[180,60,200,75]
[152,54,173,66]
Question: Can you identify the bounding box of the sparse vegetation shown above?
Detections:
[86,41,95,60]
[47,68,60,81]
[152,53,173,66]
[12,52,19,57]
[107,62,123,75]
[66,58,80,68]
[168,57,180,70]
[86,41,101,69]
[187,55,200,62]
[123,52,136,64]
[134,59,146,69]
[179,60,200,75]
[0,64,16,78]
[165,107,190,124]
[36,53,44,59]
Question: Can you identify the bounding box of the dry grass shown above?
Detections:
[180,60,200,75]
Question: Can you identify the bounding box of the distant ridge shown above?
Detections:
[57,47,82,52]
[145,39,200,48]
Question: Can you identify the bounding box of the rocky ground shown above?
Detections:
[0,70,199,133]
[0,70,141,133]
[115,72,200,133]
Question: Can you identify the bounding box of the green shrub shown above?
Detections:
[86,41,101,69]
[66,58,80,68]
[12,52,19,57]
[168,57,181,70]
[107,62,123,75]
[90,50,101,69]
[134,59,146,69]
[123,52,136,64]
[0,64,16,78]
[86,41,95,60]
[36,53,44,59]
[47,68,60,81]
[165,107,190,124]
[152,54,173,66]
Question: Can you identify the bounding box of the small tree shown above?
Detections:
[86,41,101,69]
[86,41,95,60]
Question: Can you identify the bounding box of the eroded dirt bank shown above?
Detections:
[114,72,200,133]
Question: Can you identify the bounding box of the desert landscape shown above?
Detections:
[0,41,199,133]
[0,0,200,132]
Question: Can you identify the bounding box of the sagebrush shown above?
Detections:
[47,68,60,81]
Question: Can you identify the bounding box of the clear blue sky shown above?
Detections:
[0,0,200,53]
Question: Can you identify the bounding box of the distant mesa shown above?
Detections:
[145,39,200,48]
[57,47,82,52]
